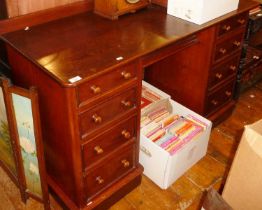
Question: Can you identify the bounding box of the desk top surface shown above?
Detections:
[2,0,258,86]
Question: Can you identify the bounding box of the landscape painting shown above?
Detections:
[0,86,17,175]
[12,93,42,198]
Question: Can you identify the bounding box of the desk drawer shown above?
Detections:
[206,81,235,114]
[79,87,137,137]
[82,115,137,168]
[217,13,248,37]
[209,56,239,89]
[84,144,135,200]
[77,62,138,106]
[214,32,243,62]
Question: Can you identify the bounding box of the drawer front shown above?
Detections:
[77,62,138,106]
[84,145,135,200]
[80,87,137,137]
[214,32,244,62]
[82,116,137,167]
[209,56,239,89]
[217,12,248,37]
[206,81,235,114]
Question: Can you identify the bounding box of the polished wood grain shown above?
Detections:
[2,1,258,86]
[84,144,135,201]
[144,27,215,115]
[79,87,138,137]
[206,80,235,115]
[77,61,138,107]
[217,13,248,37]
[213,30,244,63]
[82,115,136,168]
[209,55,239,91]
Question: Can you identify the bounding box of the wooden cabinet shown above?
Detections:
[206,12,249,122]
[4,44,143,209]
[144,11,250,125]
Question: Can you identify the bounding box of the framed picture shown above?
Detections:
[0,78,24,199]
[0,77,50,210]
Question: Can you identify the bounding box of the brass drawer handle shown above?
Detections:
[229,65,237,71]
[253,55,260,60]
[121,130,131,139]
[94,146,103,155]
[219,48,227,54]
[225,91,232,97]
[90,85,101,94]
[215,73,223,79]
[233,41,241,47]
[121,159,130,168]
[92,114,102,124]
[96,176,104,185]
[237,19,245,25]
[211,100,218,106]
[121,100,132,108]
[121,71,131,80]
[222,25,231,31]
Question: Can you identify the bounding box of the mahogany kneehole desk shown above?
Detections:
[1,1,258,209]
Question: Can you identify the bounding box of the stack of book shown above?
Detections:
[141,84,208,155]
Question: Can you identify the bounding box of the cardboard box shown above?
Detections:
[222,119,262,210]
[167,0,239,25]
[139,100,212,189]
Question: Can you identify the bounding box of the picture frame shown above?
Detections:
[0,77,50,210]
[0,77,26,201]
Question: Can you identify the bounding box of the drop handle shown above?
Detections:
[121,159,130,168]
[225,91,232,97]
[222,25,231,31]
[229,65,237,71]
[219,48,227,55]
[94,146,103,155]
[211,100,218,106]
[96,176,104,185]
[215,73,223,79]
[233,41,241,47]
[237,19,245,25]
[121,100,132,108]
[90,85,101,94]
[121,130,131,139]
[121,71,131,80]
[92,114,102,124]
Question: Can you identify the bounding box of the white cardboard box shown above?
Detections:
[167,0,239,25]
[139,100,212,189]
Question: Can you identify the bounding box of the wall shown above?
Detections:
[5,0,84,18]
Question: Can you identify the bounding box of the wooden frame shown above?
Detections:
[0,78,25,201]
[0,77,50,210]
